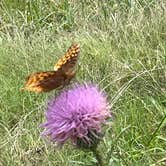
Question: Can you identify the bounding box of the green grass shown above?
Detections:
[0,0,166,165]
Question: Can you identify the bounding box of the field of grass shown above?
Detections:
[0,0,166,165]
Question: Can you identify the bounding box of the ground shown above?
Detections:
[0,1,166,165]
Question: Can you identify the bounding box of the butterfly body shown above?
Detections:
[22,44,80,93]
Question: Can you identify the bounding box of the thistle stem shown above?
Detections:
[92,148,104,166]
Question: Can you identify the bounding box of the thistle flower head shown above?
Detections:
[41,83,110,148]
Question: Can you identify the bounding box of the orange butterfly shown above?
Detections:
[22,43,80,93]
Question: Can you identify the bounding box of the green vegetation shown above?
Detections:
[0,0,166,165]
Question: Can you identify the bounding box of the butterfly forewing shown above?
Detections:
[54,43,80,73]
[23,71,66,92]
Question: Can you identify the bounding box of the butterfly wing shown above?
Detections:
[22,71,67,92]
[22,43,80,93]
[54,43,80,74]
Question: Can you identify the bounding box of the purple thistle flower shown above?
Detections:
[41,83,110,148]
